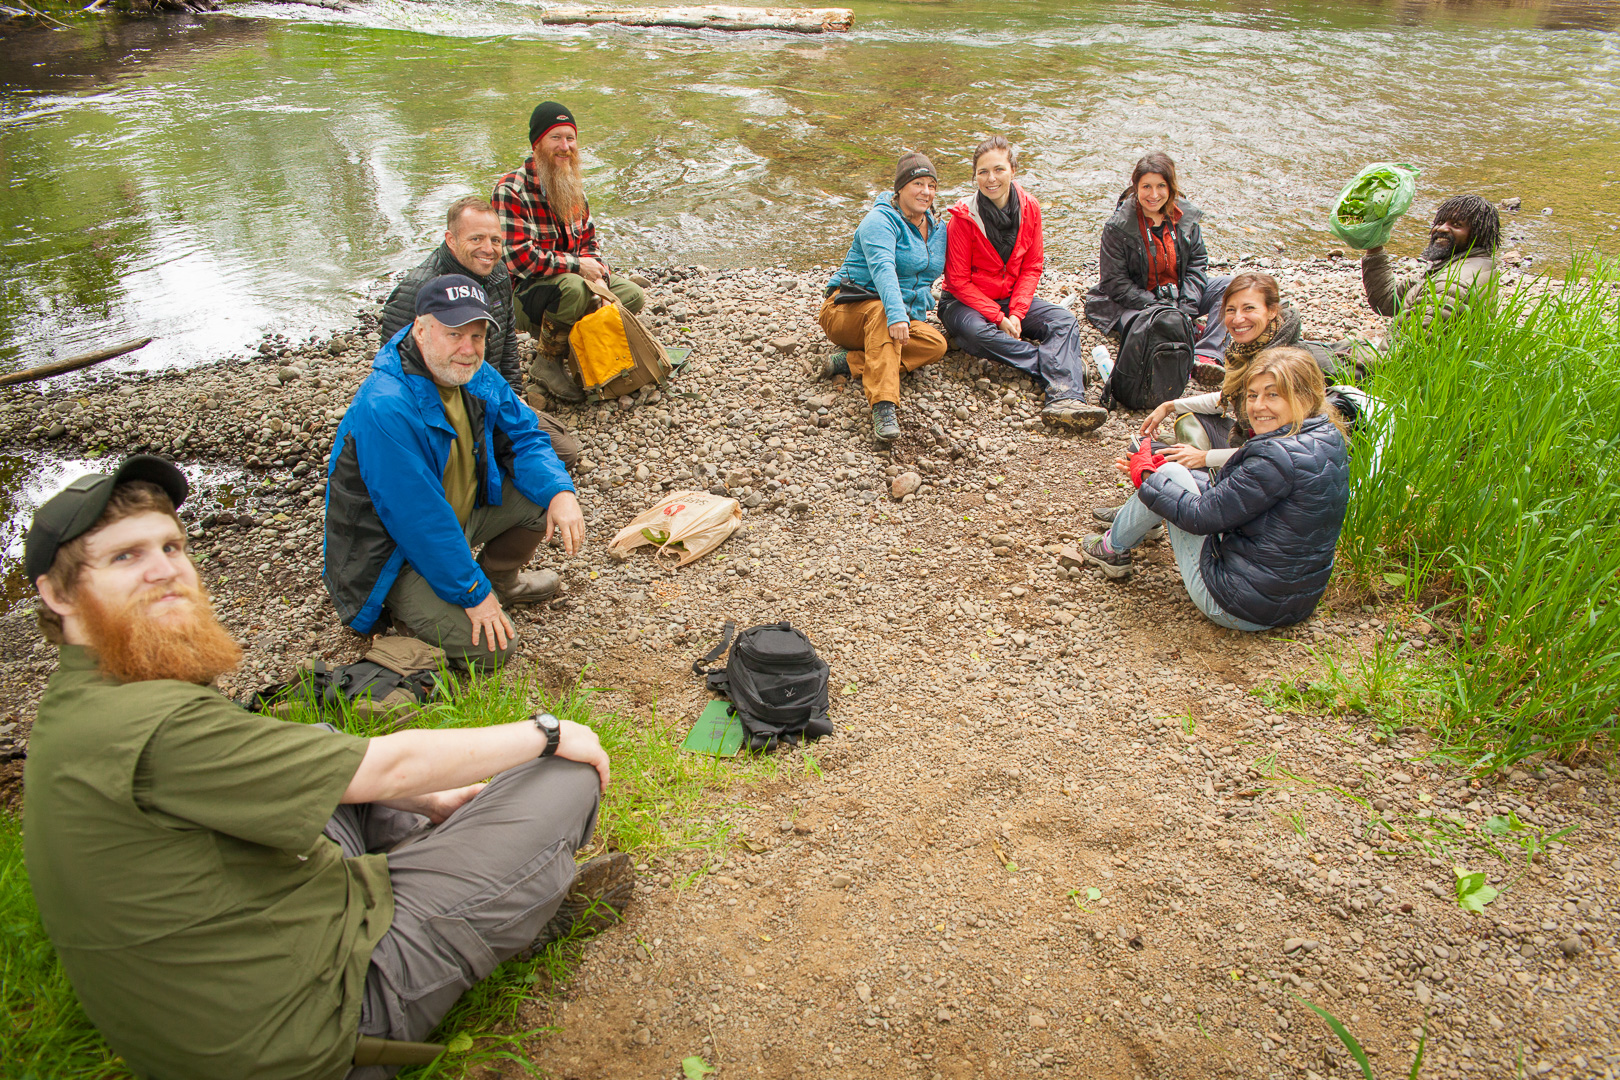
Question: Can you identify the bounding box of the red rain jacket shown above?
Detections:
[943,183,1044,323]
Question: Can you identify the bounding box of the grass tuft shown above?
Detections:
[1331,262,1620,769]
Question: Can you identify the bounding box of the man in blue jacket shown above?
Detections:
[324,274,584,669]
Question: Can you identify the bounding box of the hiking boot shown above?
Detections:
[485,567,561,606]
[1191,358,1225,388]
[871,401,901,444]
[1091,503,1125,523]
[1080,534,1132,579]
[820,348,850,381]
[524,852,636,957]
[1040,400,1110,432]
[536,314,571,359]
[529,354,585,405]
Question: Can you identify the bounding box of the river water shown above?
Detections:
[1,0,1618,379]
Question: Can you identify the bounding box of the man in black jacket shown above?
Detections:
[380,196,582,467]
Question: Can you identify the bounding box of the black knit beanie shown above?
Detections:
[529,101,577,146]
[894,152,937,192]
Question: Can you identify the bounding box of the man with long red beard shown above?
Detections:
[23,455,632,1080]
[494,100,648,398]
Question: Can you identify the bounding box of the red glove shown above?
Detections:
[1128,439,1167,489]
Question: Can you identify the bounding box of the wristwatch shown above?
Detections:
[532,712,561,758]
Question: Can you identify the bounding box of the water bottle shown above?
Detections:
[1092,344,1114,383]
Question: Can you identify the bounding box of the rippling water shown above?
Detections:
[1,0,1617,376]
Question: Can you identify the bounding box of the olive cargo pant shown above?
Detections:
[329,756,602,1079]
[514,272,646,331]
[383,481,548,669]
[817,295,947,406]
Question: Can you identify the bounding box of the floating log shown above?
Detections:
[0,337,153,388]
[535,4,853,33]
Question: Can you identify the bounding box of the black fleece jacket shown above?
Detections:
[1084,196,1211,336]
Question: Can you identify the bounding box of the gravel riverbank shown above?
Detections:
[0,254,1614,1079]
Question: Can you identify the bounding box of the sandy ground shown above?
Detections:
[0,255,1614,1079]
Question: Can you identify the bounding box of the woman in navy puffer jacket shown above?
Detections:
[1081,346,1350,630]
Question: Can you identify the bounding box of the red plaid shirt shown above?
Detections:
[492,153,601,287]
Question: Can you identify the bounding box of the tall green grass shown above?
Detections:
[2,669,780,1078]
[1337,261,1620,768]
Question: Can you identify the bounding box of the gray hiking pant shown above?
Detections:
[1107,461,1269,632]
[324,755,602,1079]
[383,481,548,669]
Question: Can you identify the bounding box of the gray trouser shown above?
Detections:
[937,294,1087,403]
[1107,461,1269,632]
[1196,273,1232,360]
[384,481,548,668]
[329,756,602,1079]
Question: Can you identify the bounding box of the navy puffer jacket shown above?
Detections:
[1138,415,1349,628]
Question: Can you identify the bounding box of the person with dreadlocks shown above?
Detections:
[1360,193,1500,346]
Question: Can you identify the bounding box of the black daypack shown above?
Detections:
[242,636,447,727]
[1105,304,1195,411]
[694,621,832,750]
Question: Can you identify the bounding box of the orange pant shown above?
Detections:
[818,295,947,406]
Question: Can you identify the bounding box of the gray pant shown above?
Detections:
[937,294,1087,403]
[385,482,549,669]
[1108,461,1269,632]
[1196,273,1232,360]
[327,756,602,1079]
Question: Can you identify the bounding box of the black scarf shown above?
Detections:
[977,190,1020,265]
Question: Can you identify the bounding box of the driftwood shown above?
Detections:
[535,4,853,33]
[0,337,153,388]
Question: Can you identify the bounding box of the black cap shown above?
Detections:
[414,274,494,328]
[529,101,576,146]
[24,455,188,582]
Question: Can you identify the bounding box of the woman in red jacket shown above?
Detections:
[938,136,1108,431]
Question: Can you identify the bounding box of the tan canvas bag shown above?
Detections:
[567,277,672,399]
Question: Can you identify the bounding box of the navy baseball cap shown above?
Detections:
[24,455,188,582]
[415,274,494,328]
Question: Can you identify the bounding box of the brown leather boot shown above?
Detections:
[484,566,561,606]
[479,526,557,605]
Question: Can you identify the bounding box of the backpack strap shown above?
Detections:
[693,621,736,693]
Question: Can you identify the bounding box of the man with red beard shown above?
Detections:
[494,100,647,397]
[23,455,632,1080]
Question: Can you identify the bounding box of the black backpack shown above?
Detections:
[1105,304,1195,411]
[694,621,832,750]
[241,636,446,728]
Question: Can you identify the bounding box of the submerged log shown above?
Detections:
[536,4,853,33]
[0,337,153,388]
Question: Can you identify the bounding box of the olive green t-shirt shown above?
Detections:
[438,384,477,527]
[22,646,393,1080]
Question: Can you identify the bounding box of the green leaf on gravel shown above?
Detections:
[445,1032,474,1054]
[1454,865,1499,912]
[682,1056,717,1079]
[1483,812,1526,835]
[1086,887,1102,901]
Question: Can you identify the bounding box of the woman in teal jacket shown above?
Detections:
[817,152,949,445]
